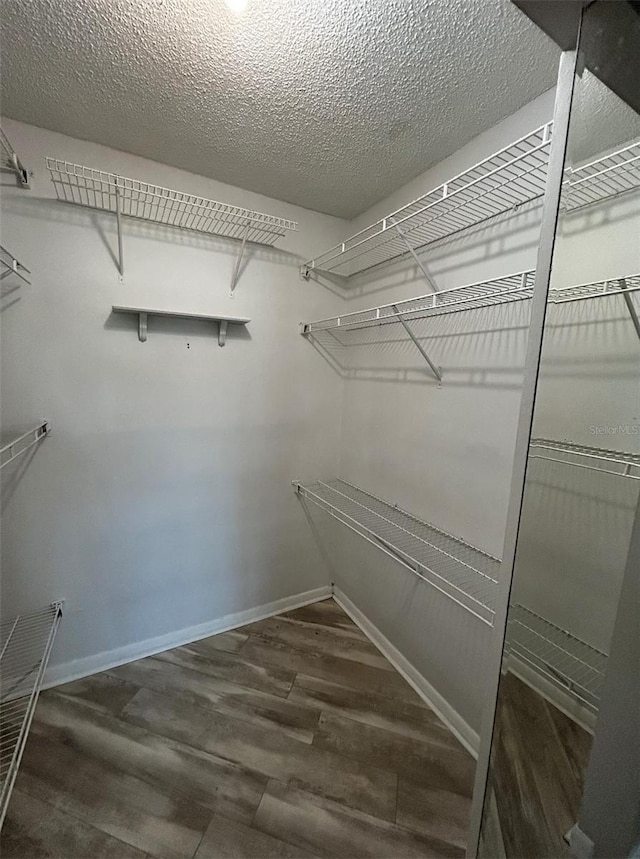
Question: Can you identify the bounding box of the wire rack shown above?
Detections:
[0,602,63,828]
[530,438,640,480]
[302,124,553,278]
[0,246,31,286]
[302,130,640,281]
[0,423,51,471]
[507,604,607,713]
[294,478,500,624]
[563,139,640,212]
[301,271,640,336]
[45,158,298,246]
[0,128,29,188]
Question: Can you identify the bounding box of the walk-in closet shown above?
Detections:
[1,1,639,857]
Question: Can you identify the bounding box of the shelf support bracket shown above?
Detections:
[115,185,124,281]
[389,218,437,293]
[230,222,250,297]
[392,305,442,384]
[218,320,228,347]
[138,312,147,343]
[619,278,640,342]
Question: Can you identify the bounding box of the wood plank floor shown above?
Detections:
[484,673,593,859]
[1,599,475,859]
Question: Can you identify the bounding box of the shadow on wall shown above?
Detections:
[1,194,306,273]
[304,200,544,302]
[303,298,534,389]
[104,311,253,345]
[514,460,639,653]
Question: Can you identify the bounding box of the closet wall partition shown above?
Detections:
[0,118,346,685]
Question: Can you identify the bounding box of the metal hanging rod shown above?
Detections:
[0,601,63,829]
[507,604,607,714]
[45,158,297,289]
[530,438,640,480]
[302,130,640,282]
[293,477,499,625]
[0,127,29,188]
[0,422,51,470]
[301,123,553,280]
[0,246,31,286]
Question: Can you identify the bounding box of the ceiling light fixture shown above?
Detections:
[224,0,248,12]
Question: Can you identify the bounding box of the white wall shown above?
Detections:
[0,117,346,678]
[297,90,557,738]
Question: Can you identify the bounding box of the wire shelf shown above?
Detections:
[530,438,640,480]
[294,478,500,624]
[0,422,50,471]
[0,246,31,287]
[302,124,553,278]
[45,158,298,246]
[0,602,63,828]
[302,131,640,281]
[0,128,29,188]
[507,604,607,713]
[563,139,640,212]
[301,272,640,336]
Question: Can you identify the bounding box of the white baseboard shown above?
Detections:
[332,586,479,758]
[44,585,332,689]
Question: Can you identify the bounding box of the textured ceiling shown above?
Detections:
[0,0,560,218]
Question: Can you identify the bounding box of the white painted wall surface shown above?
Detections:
[0,117,346,679]
[298,91,557,735]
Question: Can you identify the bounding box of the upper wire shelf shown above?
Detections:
[0,602,63,828]
[46,158,298,245]
[507,603,607,714]
[294,478,500,625]
[302,129,640,282]
[301,272,640,335]
[0,246,31,287]
[0,127,29,188]
[563,139,640,212]
[530,438,640,480]
[301,124,553,279]
[0,422,51,471]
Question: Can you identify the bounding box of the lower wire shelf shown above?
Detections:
[293,478,499,625]
[507,604,607,714]
[0,602,63,828]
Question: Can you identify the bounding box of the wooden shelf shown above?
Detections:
[112,306,250,346]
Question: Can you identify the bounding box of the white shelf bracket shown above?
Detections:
[619,278,640,342]
[230,222,250,297]
[390,219,438,293]
[218,320,228,347]
[115,185,124,281]
[138,312,148,342]
[392,304,442,385]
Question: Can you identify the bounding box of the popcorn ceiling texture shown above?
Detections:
[0,0,559,218]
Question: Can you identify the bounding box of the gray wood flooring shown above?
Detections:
[484,673,593,859]
[1,599,475,858]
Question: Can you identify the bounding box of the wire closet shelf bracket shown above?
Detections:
[0,422,51,471]
[0,602,63,828]
[293,478,499,625]
[300,272,640,382]
[45,158,298,291]
[0,127,29,188]
[1,246,31,287]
